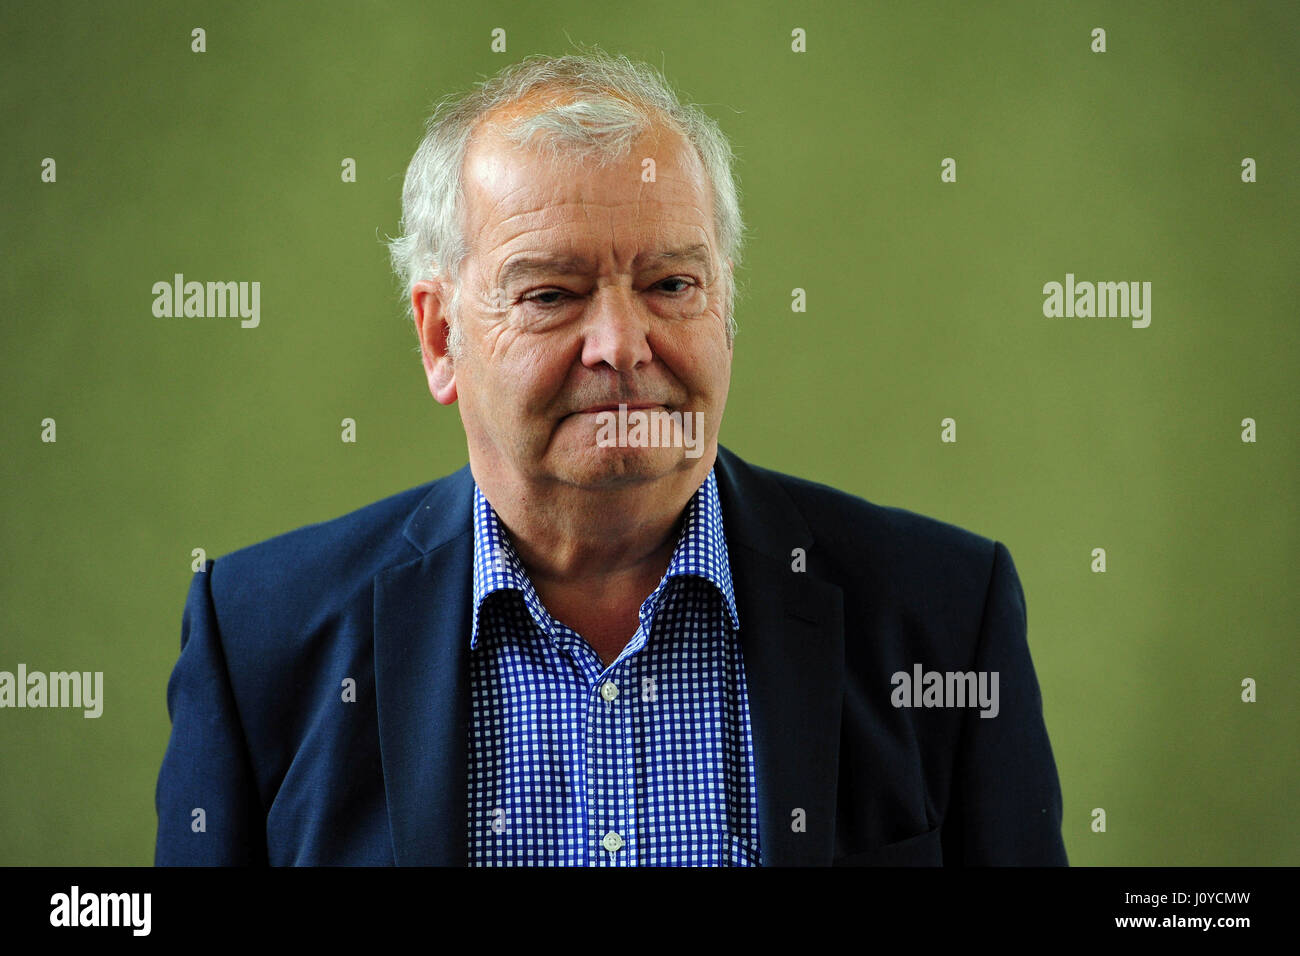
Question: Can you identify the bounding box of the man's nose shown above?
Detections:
[579,285,654,372]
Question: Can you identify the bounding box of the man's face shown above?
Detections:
[423,108,733,492]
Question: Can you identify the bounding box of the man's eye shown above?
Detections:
[520,279,694,308]
[657,277,694,294]
[521,289,570,307]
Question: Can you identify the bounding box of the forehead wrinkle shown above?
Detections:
[487,204,710,249]
[471,144,718,286]
[508,209,712,255]
[485,202,704,258]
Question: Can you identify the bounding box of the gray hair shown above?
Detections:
[386,47,745,358]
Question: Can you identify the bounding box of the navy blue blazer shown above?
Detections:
[154,445,1067,866]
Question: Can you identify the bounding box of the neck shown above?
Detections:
[472,450,715,587]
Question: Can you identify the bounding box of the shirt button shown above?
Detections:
[600,680,619,702]
[601,831,625,852]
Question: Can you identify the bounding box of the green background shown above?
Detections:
[2,0,1296,865]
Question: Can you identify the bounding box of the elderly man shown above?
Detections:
[155,51,1066,866]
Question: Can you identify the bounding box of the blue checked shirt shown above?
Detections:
[466,468,763,866]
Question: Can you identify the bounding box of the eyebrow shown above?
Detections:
[497,243,714,289]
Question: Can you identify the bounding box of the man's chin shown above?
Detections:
[548,443,695,488]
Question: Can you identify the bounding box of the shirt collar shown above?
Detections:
[470,467,739,649]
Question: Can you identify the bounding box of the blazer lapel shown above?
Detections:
[715,447,846,866]
[373,465,475,865]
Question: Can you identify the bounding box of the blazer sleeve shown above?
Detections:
[155,561,268,865]
[940,541,1068,865]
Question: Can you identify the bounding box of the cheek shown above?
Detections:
[491,335,576,413]
[662,327,730,394]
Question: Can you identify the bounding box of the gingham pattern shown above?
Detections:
[466,468,763,866]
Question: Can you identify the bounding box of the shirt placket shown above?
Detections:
[579,636,637,866]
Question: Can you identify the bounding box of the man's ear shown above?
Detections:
[412,279,458,405]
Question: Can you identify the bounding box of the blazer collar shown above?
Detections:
[373,448,844,865]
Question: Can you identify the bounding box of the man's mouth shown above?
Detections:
[572,402,663,416]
